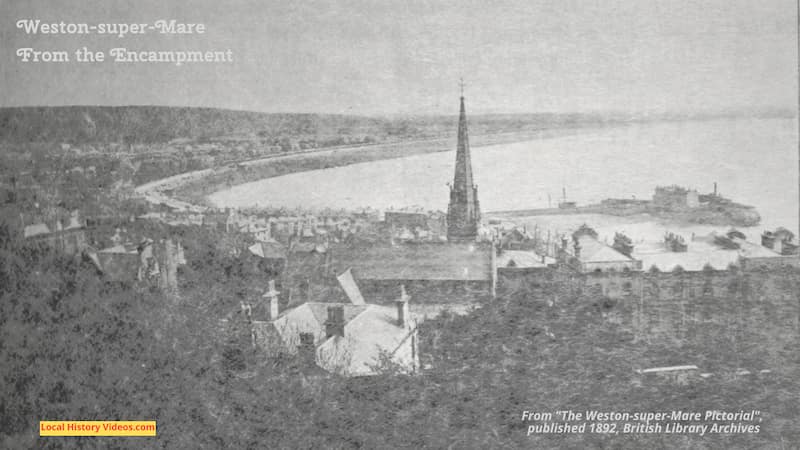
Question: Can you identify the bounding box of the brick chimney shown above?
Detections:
[297,332,316,366]
[325,305,345,338]
[262,280,281,320]
[396,285,410,327]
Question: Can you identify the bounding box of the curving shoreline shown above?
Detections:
[136,127,600,211]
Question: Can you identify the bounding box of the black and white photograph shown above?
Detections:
[0,0,798,448]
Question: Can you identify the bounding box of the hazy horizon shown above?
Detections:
[0,103,796,120]
[1,0,797,116]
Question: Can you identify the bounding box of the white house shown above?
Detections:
[251,277,418,377]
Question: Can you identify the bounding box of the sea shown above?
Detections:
[208,117,798,244]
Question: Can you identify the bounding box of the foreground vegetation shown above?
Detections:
[1,225,798,449]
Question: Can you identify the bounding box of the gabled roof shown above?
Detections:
[254,273,417,376]
[733,238,781,258]
[337,268,366,305]
[248,242,286,260]
[317,304,415,376]
[497,250,551,268]
[576,236,632,263]
[266,302,369,340]
[304,303,368,329]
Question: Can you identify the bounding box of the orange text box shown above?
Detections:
[39,421,156,437]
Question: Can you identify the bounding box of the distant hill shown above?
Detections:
[0,106,392,144]
[0,105,793,145]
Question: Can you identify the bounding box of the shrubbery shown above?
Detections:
[1,237,798,448]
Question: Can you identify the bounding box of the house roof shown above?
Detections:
[576,236,633,263]
[633,241,739,271]
[336,243,493,281]
[733,238,782,258]
[23,223,50,238]
[248,242,287,260]
[317,304,415,376]
[337,268,366,305]
[636,235,786,272]
[84,249,102,271]
[267,301,368,335]
[256,301,369,354]
[304,303,368,328]
[64,215,83,230]
[497,250,552,268]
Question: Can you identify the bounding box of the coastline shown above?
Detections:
[135,115,788,231]
[162,126,605,209]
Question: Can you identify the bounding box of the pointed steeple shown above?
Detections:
[453,95,475,196]
[447,88,481,242]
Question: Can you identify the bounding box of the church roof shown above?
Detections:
[336,243,493,281]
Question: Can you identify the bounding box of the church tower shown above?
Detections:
[447,90,480,242]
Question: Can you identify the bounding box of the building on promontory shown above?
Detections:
[447,94,481,242]
[653,185,699,209]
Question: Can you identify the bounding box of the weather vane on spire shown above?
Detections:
[459,77,465,97]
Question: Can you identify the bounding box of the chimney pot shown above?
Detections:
[396,285,410,327]
[262,279,281,320]
[326,305,345,338]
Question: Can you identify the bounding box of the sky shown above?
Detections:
[0,0,797,115]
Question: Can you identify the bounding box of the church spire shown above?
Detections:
[447,86,481,241]
[453,91,474,194]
